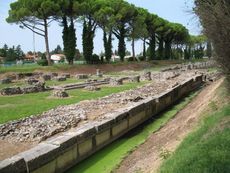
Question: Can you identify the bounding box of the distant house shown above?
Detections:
[24,53,39,61]
[111,55,132,62]
[51,54,66,63]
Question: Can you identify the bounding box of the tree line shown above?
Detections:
[0,44,24,62]
[7,0,210,66]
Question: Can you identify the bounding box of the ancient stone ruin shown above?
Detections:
[76,74,89,79]
[52,89,69,98]
[84,85,101,91]
[129,76,140,83]
[0,78,12,84]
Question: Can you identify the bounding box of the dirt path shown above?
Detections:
[114,78,224,173]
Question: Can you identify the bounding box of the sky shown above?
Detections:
[0,0,201,54]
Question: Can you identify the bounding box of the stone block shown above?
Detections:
[75,124,97,143]
[76,74,88,79]
[19,143,59,172]
[0,78,11,84]
[42,74,52,81]
[1,87,22,95]
[128,102,146,117]
[94,118,115,133]
[0,155,27,173]
[95,130,111,147]
[55,144,78,172]
[144,97,156,118]
[45,134,77,152]
[62,73,71,78]
[55,76,67,82]
[113,109,129,123]
[112,120,128,137]
[129,76,140,83]
[78,138,93,156]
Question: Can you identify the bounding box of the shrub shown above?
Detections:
[37,59,48,66]
[138,56,146,61]
[91,54,101,64]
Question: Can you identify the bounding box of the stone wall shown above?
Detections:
[0,75,204,173]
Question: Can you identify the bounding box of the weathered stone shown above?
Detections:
[52,89,69,98]
[129,76,140,83]
[0,78,12,84]
[55,76,67,82]
[141,72,152,81]
[42,74,52,81]
[0,155,27,173]
[76,74,89,79]
[1,87,22,95]
[110,78,123,86]
[51,72,58,78]
[96,69,103,77]
[62,73,71,78]
[84,85,101,91]
[19,143,59,172]
[26,77,39,85]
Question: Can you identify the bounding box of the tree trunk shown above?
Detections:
[158,37,164,60]
[132,38,135,61]
[149,33,156,60]
[44,19,51,66]
[143,38,146,60]
[165,40,171,60]
[118,26,126,61]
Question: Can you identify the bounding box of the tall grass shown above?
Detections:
[159,101,230,173]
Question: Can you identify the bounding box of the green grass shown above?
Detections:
[159,101,230,173]
[0,82,149,124]
[66,92,199,173]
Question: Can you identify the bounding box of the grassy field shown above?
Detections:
[0,82,149,124]
[159,85,230,173]
[66,92,199,173]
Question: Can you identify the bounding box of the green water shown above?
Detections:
[67,92,198,173]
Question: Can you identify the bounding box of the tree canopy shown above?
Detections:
[7,0,207,65]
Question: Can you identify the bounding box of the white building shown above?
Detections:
[51,54,66,63]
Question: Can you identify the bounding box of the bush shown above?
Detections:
[37,59,48,66]
[127,57,137,62]
[91,54,101,64]
[138,56,146,61]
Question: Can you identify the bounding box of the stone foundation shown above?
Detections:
[0,75,204,173]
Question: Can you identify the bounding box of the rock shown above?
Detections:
[26,78,39,85]
[1,87,22,95]
[0,78,12,84]
[42,74,52,81]
[54,76,67,82]
[110,78,123,86]
[16,73,24,80]
[76,74,89,79]
[22,82,45,94]
[85,79,98,83]
[96,69,103,77]
[84,85,101,91]
[62,73,71,78]
[141,72,152,81]
[129,76,140,83]
[50,72,58,78]
[52,89,69,98]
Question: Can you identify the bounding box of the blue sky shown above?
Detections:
[0,0,200,54]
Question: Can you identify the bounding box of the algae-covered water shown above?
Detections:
[67,92,198,173]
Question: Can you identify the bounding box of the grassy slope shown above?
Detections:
[159,85,230,173]
[67,92,198,173]
[0,82,148,124]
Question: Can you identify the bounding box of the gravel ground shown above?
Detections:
[0,70,200,143]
